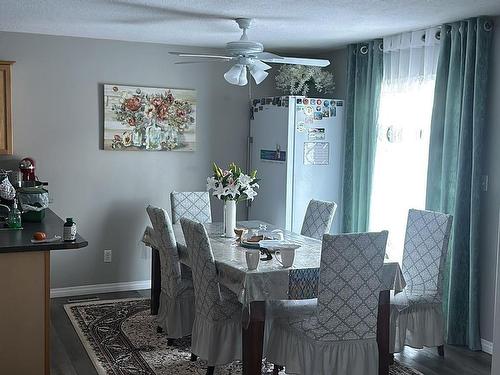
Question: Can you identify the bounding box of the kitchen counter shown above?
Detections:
[0,208,88,375]
[0,208,87,253]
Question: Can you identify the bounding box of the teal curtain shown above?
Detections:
[342,40,383,233]
[425,17,494,350]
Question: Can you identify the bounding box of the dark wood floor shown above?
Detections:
[51,290,492,375]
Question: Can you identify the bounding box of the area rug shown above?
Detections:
[64,298,423,375]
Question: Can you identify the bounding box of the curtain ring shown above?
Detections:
[360,45,368,55]
[435,30,441,40]
[420,34,426,42]
[484,20,493,32]
[378,42,384,52]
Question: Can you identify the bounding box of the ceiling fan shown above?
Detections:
[169,18,330,86]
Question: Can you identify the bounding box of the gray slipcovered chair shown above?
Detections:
[170,191,212,224]
[267,231,388,375]
[390,209,453,355]
[180,218,242,375]
[145,205,195,342]
[300,199,337,239]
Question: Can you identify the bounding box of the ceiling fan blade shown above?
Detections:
[261,56,331,67]
[251,60,272,71]
[169,52,233,60]
[174,60,227,65]
[254,52,284,60]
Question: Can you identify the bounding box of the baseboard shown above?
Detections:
[481,338,493,355]
[50,280,151,298]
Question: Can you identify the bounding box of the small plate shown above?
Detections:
[259,240,301,251]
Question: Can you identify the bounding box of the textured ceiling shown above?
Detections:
[1,0,499,52]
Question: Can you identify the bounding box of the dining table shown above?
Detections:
[148,221,406,375]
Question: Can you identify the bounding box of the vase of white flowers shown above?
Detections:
[207,162,259,237]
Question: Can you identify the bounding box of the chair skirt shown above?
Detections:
[267,319,379,375]
[191,315,242,366]
[157,290,195,339]
[390,302,444,353]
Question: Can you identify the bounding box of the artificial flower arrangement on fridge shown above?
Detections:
[207,162,259,237]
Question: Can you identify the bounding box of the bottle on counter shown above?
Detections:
[7,200,22,229]
[63,218,77,242]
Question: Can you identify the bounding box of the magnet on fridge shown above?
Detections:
[310,99,316,105]
[304,106,314,116]
[336,101,343,107]
[272,97,279,105]
[297,122,305,132]
[324,100,330,107]
[266,98,272,104]
[303,98,309,105]
[322,109,330,118]
[316,106,321,111]
[297,98,303,104]
[317,99,322,105]
[330,107,337,117]
[305,116,314,124]
[259,106,264,111]
[314,112,323,120]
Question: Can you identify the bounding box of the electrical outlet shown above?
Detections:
[104,249,112,263]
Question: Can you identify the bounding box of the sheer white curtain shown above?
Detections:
[369,28,441,262]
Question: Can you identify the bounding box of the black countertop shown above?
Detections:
[0,209,88,253]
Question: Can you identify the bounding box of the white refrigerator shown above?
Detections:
[248,96,345,234]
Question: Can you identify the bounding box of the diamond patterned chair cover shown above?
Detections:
[266,231,388,375]
[390,209,452,353]
[300,199,337,240]
[146,205,195,338]
[171,191,212,224]
[180,218,242,366]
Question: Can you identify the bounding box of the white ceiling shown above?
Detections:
[1,0,499,53]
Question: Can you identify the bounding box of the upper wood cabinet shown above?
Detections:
[0,61,14,155]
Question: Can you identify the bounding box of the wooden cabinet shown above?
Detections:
[0,61,14,155]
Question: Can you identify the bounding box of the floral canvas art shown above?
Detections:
[103,84,197,151]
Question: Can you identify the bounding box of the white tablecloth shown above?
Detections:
[171,221,406,305]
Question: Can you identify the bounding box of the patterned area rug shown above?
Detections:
[65,298,422,375]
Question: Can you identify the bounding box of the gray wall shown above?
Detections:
[0,31,278,289]
[480,15,500,344]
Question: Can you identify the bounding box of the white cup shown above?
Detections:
[276,248,295,268]
[246,250,260,270]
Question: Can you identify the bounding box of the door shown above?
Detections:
[0,62,14,155]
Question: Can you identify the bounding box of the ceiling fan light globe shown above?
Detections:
[237,65,248,86]
[249,67,268,85]
[224,64,244,85]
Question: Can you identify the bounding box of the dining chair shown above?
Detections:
[146,205,195,343]
[170,191,212,224]
[180,218,242,375]
[300,199,337,239]
[390,209,452,356]
[267,231,388,375]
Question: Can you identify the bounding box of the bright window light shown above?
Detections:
[369,79,436,262]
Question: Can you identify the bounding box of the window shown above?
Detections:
[369,29,441,262]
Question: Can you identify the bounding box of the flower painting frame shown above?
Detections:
[103,84,197,151]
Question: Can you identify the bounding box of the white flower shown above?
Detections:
[206,177,218,191]
[244,187,258,201]
[237,174,252,188]
[213,184,226,199]
[224,183,240,199]
[251,182,259,190]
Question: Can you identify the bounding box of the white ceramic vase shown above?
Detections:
[223,199,237,238]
